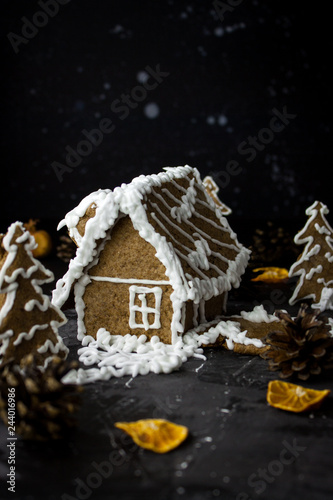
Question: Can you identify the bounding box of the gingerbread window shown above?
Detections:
[129,286,162,330]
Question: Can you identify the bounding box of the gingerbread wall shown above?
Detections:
[83,216,175,343]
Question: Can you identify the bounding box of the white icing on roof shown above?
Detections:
[52,166,250,315]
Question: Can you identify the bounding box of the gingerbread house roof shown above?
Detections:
[52,166,250,310]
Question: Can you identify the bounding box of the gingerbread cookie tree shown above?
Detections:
[289,201,333,311]
[0,222,68,367]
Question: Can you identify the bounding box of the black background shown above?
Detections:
[1,0,332,242]
[1,4,333,498]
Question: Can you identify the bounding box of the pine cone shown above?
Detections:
[263,304,333,380]
[0,355,82,440]
[56,235,76,263]
[249,221,298,268]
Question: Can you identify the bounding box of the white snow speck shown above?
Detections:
[109,24,132,39]
[103,82,111,90]
[207,116,215,125]
[136,70,149,84]
[218,114,228,126]
[109,24,123,34]
[143,102,160,119]
[214,26,224,37]
[198,45,207,56]
[268,86,276,97]
[74,100,85,111]
[225,22,246,33]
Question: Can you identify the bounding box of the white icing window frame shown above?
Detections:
[129,286,162,331]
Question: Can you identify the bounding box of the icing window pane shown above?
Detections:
[129,286,162,330]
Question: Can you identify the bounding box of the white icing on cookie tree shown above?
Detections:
[289,201,333,311]
[0,222,68,367]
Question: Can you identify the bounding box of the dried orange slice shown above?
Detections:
[114,418,188,453]
[267,380,330,413]
[251,267,289,283]
[24,219,52,258]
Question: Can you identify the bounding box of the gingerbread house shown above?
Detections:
[52,166,250,344]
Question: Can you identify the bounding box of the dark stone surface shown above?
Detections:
[1,285,333,500]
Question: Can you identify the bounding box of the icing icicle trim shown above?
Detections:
[52,166,249,312]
